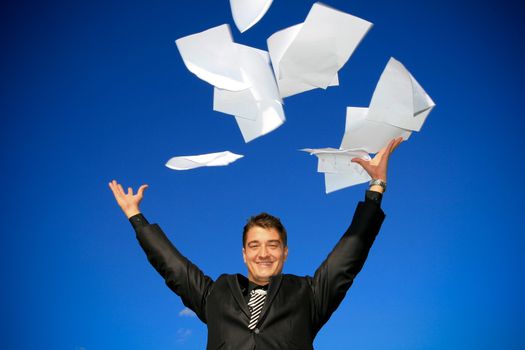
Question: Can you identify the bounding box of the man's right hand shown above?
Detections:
[108,180,148,218]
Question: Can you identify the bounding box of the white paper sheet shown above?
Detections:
[324,171,370,194]
[366,57,435,131]
[230,0,273,33]
[267,2,372,98]
[340,107,412,153]
[234,99,285,142]
[213,43,285,142]
[175,24,249,91]
[165,151,244,170]
[301,148,371,193]
[177,25,285,142]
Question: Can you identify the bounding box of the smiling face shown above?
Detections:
[242,226,288,285]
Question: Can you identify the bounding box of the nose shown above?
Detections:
[259,244,269,258]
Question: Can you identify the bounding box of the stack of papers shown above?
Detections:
[166,151,244,170]
[267,2,372,97]
[301,148,371,193]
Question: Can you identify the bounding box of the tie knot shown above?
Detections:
[250,289,267,297]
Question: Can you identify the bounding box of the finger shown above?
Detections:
[381,139,396,162]
[392,137,403,152]
[127,187,133,196]
[137,184,149,198]
[351,157,369,169]
[387,138,397,152]
[388,138,402,157]
[109,181,124,201]
[108,181,117,195]
[377,139,394,157]
[117,183,126,197]
[108,180,119,195]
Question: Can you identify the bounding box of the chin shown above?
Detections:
[254,272,273,282]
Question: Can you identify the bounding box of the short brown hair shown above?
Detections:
[243,212,287,247]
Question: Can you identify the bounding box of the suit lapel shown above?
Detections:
[256,274,283,327]
[226,274,250,318]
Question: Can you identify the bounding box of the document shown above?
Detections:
[301,148,371,193]
[267,2,372,97]
[366,57,435,131]
[165,151,244,170]
[176,25,285,142]
[175,24,248,91]
[340,107,412,153]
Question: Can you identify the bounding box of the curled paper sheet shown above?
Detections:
[340,107,412,153]
[175,24,249,91]
[301,148,371,193]
[165,151,244,170]
[176,24,285,143]
[230,0,273,33]
[267,2,372,98]
[213,44,285,142]
[366,57,435,132]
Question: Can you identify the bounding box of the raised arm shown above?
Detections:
[108,180,213,323]
[310,137,402,328]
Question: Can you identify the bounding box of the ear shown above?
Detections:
[284,246,289,261]
[242,247,247,264]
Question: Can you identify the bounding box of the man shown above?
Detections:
[109,138,402,350]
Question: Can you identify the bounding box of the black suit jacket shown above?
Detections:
[135,200,385,350]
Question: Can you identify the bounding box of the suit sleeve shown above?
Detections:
[134,222,214,324]
[310,197,385,327]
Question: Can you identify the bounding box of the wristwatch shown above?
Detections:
[369,179,387,192]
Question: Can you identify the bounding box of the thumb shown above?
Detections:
[137,184,149,198]
[351,157,367,167]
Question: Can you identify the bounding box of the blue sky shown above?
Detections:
[2,0,524,349]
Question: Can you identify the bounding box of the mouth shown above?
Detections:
[256,262,274,267]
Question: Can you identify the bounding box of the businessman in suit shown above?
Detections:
[109,138,402,350]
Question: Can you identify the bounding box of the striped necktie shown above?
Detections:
[247,289,267,329]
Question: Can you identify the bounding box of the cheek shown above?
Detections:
[245,251,257,262]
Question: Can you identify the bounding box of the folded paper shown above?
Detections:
[340,107,412,153]
[165,151,243,170]
[366,57,435,131]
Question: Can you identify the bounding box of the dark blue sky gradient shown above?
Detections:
[2,0,524,349]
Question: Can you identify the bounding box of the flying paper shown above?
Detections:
[267,2,372,98]
[213,44,285,142]
[176,24,285,142]
[366,57,435,131]
[165,151,243,170]
[175,25,248,91]
[341,58,434,153]
[340,107,412,153]
[230,0,273,33]
[302,58,434,193]
[301,148,371,193]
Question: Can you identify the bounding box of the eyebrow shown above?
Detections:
[247,240,282,245]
